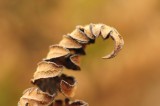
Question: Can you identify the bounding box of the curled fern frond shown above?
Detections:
[18,23,124,106]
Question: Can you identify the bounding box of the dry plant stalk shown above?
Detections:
[18,23,124,106]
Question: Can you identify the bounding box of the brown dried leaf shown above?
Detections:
[32,61,63,81]
[18,23,124,106]
[100,24,112,39]
[69,27,90,44]
[60,74,77,98]
[18,87,55,106]
[70,54,81,67]
[59,35,86,55]
[45,55,80,70]
[32,61,63,95]
[59,35,82,49]
[46,45,70,59]
[83,24,95,40]
[77,26,95,44]
[32,77,60,96]
[90,23,102,37]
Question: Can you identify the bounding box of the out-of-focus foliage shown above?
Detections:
[0,0,160,106]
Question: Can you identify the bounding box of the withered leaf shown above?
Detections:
[19,23,124,106]
[70,54,81,67]
[100,24,112,39]
[32,61,63,81]
[78,25,95,44]
[32,77,60,96]
[69,27,90,44]
[90,23,102,37]
[18,87,55,106]
[83,25,95,40]
[46,45,70,59]
[60,74,77,98]
[45,54,80,70]
[59,35,82,49]
[59,35,86,55]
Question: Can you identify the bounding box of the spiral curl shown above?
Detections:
[18,23,124,106]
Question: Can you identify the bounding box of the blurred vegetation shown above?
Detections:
[0,0,160,106]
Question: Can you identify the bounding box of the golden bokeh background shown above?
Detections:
[0,0,160,106]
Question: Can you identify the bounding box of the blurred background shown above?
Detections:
[0,0,160,106]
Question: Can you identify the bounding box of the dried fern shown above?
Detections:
[18,23,124,106]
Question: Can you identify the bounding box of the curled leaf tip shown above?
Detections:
[102,27,124,59]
